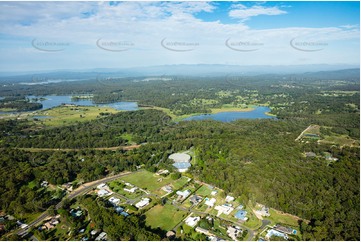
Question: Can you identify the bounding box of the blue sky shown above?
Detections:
[0,1,359,72]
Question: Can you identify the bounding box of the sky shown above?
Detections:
[0,0,359,72]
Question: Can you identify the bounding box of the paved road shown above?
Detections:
[17,171,137,237]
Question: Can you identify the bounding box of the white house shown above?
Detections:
[97,183,107,190]
[176,190,191,198]
[185,216,200,227]
[205,198,216,207]
[215,204,234,215]
[124,187,137,193]
[135,198,150,209]
[97,189,110,197]
[108,197,120,205]
[225,195,235,203]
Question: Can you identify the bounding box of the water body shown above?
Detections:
[183,106,275,122]
[27,95,138,111]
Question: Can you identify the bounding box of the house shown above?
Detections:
[44,222,54,230]
[196,227,213,236]
[185,216,200,227]
[124,187,137,193]
[41,181,49,187]
[176,189,191,199]
[205,198,216,207]
[135,198,150,209]
[255,206,270,217]
[156,169,169,176]
[215,204,234,215]
[190,195,202,205]
[211,191,217,196]
[227,226,242,241]
[62,182,73,192]
[125,182,133,187]
[166,230,176,239]
[162,185,173,193]
[274,225,295,235]
[234,210,248,221]
[70,209,83,217]
[97,183,107,190]
[115,206,124,214]
[225,195,235,203]
[95,232,107,241]
[108,197,120,206]
[97,189,110,197]
[266,229,288,240]
[90,230,98,236]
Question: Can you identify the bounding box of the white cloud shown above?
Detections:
[0,1,358,71]
[229,5,287,20]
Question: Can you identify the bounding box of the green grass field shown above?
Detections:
[268,208,301,228]
[172,177,190,190]
[145,204,188,231]
[121,170,173,192]
[320,135,359,147]
[32,106,119,127]
[196,185,213,196]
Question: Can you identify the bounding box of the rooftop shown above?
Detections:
[169,153,191,163]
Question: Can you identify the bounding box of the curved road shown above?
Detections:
[17,170,138,237]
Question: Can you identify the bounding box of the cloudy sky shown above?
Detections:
[0,0,359,72]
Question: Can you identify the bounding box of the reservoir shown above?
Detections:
[183,106,275,122]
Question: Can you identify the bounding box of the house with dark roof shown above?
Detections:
[274,225,295,235]
[190,195,202,205]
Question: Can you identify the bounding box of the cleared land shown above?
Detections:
[145,204,188,231]
[121,170,174,192]
[32,106,119,126]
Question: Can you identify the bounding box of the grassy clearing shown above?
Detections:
[210,105,255,114]
[172,177,190,190]
[268,208,301,228]
[121,170,173,192]
[196,185,213,197]
[145,204,188,231]
[32,106,119,127]
[304,125,321,135]
[320,135,359,147]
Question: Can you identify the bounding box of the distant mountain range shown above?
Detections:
[0,64,359,82]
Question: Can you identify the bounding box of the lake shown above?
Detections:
[27,95,138,111]
[183,106,276,122]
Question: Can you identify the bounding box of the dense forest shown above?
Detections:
[0,70,359,240]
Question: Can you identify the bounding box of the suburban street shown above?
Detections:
[17,170,138,237]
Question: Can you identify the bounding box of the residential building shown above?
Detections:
[185,216,200,227]
[190,195,202,205]
[266,229,288,240]
[95,232,107,241]
[162,185,173,193]
[124,187,137,193]
[135,198,150,209]
[108,197,120,206]
[176,189,191,199]
[215,204,234,215]
[205,198,216,207]
[196,227,213,236]
[225,195,235,203]
[97,189,110,197]
[274,225,295,235]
